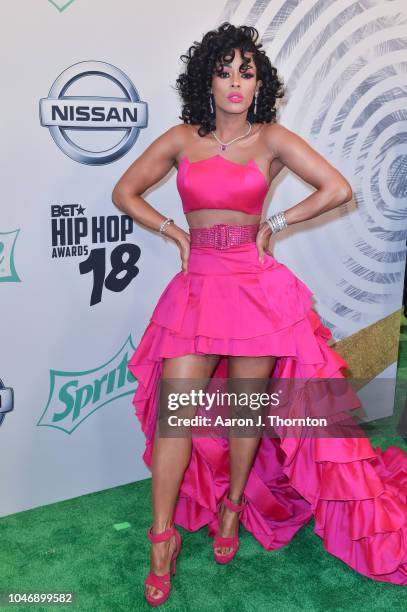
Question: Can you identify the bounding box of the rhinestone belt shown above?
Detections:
[189,223,260,250]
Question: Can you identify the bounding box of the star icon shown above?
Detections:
[77,205,86,215]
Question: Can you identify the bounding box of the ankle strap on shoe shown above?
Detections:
[148,525,175,543]
[223,494,246,513]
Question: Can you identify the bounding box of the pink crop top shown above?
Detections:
[176,154,269,215]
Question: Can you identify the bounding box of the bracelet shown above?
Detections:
[159,217,174,234]
[266,211,288,234]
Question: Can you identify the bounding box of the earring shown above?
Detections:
[253,93,258,115]
[209,92,214,114]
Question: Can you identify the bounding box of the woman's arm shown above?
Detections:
[264,124,353,226]
[112,124,188,244]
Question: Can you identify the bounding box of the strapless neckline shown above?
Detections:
[179,154,269,189]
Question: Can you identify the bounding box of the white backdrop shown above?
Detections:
[1,0,406,517]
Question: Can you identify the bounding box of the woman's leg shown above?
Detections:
[147,352,221,601]
[214,355,277,556]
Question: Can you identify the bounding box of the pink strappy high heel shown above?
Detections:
[144,524,182,607]
[213,492,246,564]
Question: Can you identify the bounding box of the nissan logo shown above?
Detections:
[39,60,148,165]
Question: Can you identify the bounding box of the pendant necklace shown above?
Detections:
[211,120,252,151]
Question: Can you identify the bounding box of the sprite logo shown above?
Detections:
[38,335,137,433]
[0,229,21,283]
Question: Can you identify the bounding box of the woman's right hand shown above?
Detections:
[162,224,191,274]
[175,231,191,274]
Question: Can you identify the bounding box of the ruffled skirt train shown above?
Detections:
[127,242,407,585]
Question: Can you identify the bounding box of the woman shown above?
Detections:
[112,22,407,606]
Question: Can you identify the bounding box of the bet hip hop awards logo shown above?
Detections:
[51,205,141,306]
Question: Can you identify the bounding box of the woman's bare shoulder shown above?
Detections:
[260,122,290,148]
[159,123,196,151]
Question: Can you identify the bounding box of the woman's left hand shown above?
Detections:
[256,221,273,262]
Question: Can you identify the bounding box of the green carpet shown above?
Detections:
[1,311,406,611]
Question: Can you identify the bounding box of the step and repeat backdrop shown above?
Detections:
[1,0,406,516]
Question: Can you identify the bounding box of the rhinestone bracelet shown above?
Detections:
[266,211,288,234]
[159,217,174,234]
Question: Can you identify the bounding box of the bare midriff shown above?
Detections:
[185,209,261,228]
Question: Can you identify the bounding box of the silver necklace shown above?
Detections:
[211,120,252,151]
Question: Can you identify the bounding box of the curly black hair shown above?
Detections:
[174,22,285,137]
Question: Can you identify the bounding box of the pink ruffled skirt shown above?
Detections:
[127,240,407,585]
